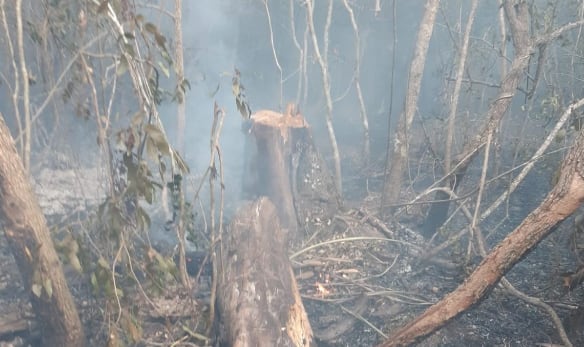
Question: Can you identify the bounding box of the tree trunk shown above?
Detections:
[382,0,440,212]
[174,0,185,155]
[378,129,584,347]
[0,113,85,347]
[305,0,343,198]
[420,0,479,237]
[245,105,340,238]
[215,197,314,347]
[422,0,530,237]
[173,0,190,287]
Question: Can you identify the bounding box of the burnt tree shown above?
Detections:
[243,104,340,239]
[0,113,85,346]
[215,197,314,346]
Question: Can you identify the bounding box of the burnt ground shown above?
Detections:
[1,171,584,346]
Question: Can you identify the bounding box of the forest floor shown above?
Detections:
[1,172,584,346]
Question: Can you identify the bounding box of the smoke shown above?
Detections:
[162,0,248,212]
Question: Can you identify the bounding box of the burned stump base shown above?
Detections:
[215,197,313,347]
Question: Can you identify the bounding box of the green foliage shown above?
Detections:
[31,268,52,299]
[90,257,123,299]
[55,231,84,274]
[232,68,252,119]
[167,174,196,242]
[173,78,191,104]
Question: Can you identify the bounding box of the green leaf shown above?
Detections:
[131,111,145,127]
[32,284,42,298]
[69,253,83,274]
[116,55,129,76]
[90,272,98,290]
[144,124,171,156]
[32,269,41,283]
[43,279,53,299]
[173,149,190,174]
[98,257,109,269]
[144,22,158,35]
[136,207,151,229]
[123,43,136,58]
[182,78,191,91]
[144,185,153,204]
[144,124,166,145]
[154,32,167,50]
[158,61,170,78]
[145,138,158,161]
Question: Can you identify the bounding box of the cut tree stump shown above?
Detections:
[215,197,314,347]
[243,104,340,240]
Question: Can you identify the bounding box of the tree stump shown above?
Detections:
[215,197,314,347]
[243,104,340,239]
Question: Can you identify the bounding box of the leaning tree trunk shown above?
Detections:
[0,113,85,346]
[422,0,531,237]
[382,0,440,214]
[215,197,314,346]
[378,128,584,346]
[422,0,479,237]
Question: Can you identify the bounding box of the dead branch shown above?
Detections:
[377,129,584,347]
[305,0,343,197]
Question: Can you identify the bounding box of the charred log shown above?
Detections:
[215,197,314,347]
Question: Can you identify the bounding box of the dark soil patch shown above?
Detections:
[1,193,584,346]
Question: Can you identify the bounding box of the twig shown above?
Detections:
[468,127,491,259]
[305,0,343,197]
[15,0,31,172]
[290,236,421,260]
[340,301,387,339]
[206,102,225,336]
[444,0,479,173]
[0,0,23,158]
[342,0,370,166]
[289,0,305,106]
[264,0,283,108]
[501,278,573,347]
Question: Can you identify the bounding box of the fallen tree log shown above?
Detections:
[0,308,37,342]
[215,197,314,347]
[378,129,584,346]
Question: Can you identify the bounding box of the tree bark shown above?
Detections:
[383,0,440,212]
[0,113,85,347]
[421,0,479,237]
[246,105,340,238]
[305,0,343,198]
[173,0,190,288]
[378,129,584,346]
[422,0,530,237]
[215,197,314,347]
